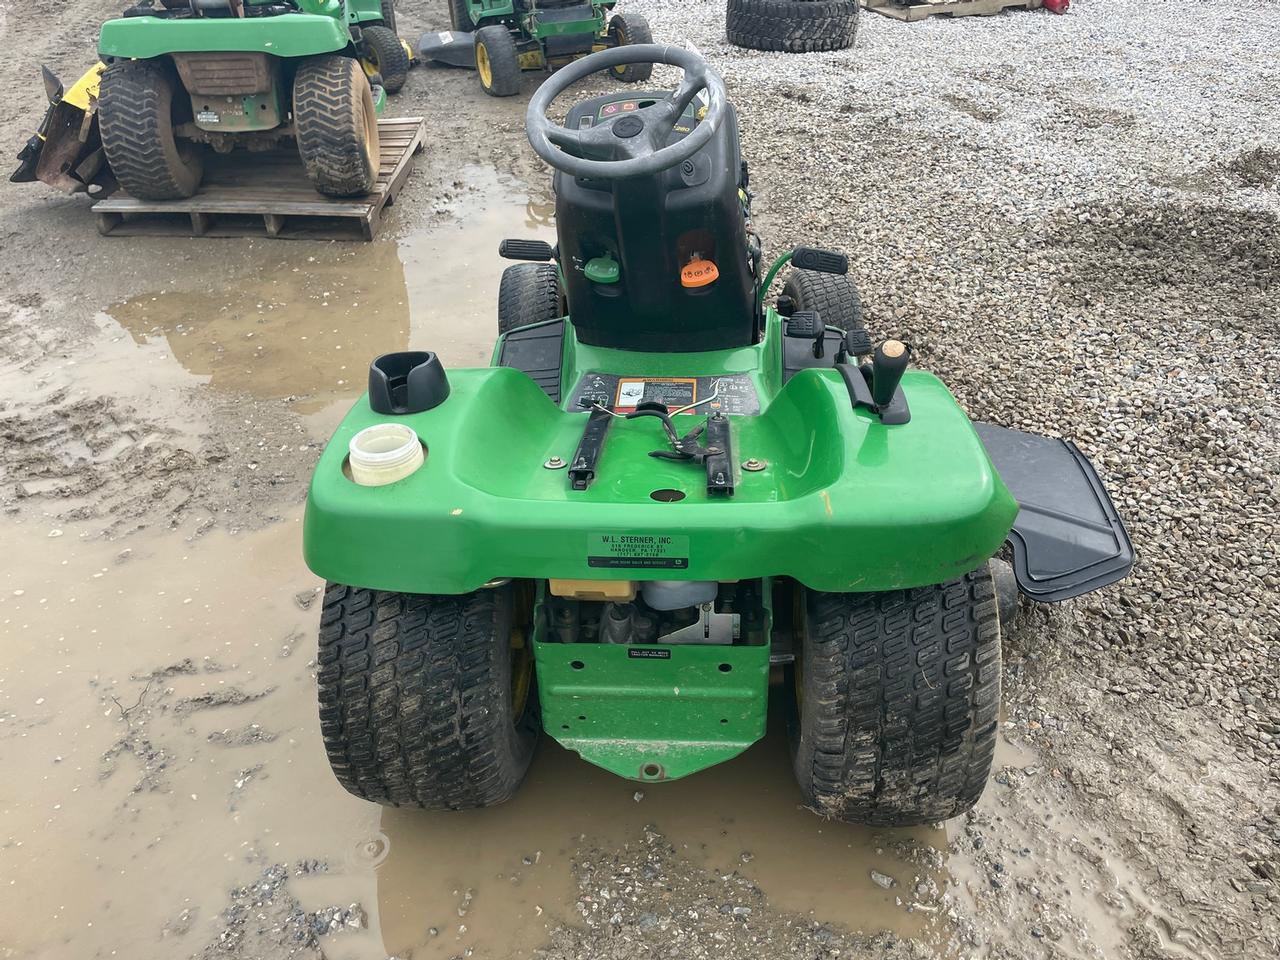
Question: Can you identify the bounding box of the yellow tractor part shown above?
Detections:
[10,63,108,193]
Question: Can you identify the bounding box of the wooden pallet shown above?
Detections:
[866,0,1043,21]
[91,117,426,241]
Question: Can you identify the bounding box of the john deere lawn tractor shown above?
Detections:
[85,0,406,201]
[304,46,1133,824]
[422,0,653,97]
[347,0,413,94]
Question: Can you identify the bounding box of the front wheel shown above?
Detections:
[789,568,1001,825]
[498,263,563,336]
[782,269,864,332]
[608,14,653,83]
[361,24,410,94]
[317,582,538,809]
[474,25,521,97]
[293,56,380,197]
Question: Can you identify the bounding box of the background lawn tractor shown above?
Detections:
[12,1,417,197]
[304,46,1133,824]
[424,0,652,97]
[77,0,409,201]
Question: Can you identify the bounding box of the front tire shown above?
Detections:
[498,263,563,336]
[608,14,653,83]
[361,24,410,94]
[99,60,203,200]
[293,56,380,197]
[475,25,521,97]
[318,582,538,809]
[782,269,864,332]
[789,568,1001,825]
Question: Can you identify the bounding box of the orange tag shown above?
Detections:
[681,258,719,288]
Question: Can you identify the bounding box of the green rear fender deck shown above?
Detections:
[303,321,1017,594]
[99,13,351,59]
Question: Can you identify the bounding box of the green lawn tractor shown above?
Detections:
[347,0,413,94]
[304,46,1133,824]
[86,0,408,201]
[421,0,653,97]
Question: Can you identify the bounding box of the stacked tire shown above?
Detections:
[726,0,860,54]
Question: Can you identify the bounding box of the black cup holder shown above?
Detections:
[368,352,450,415]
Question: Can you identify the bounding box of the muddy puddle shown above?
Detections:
[100,165,555,418]
[0,507,955,960]
[375,721,952,960]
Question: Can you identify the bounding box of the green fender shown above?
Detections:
[99,13,351,60]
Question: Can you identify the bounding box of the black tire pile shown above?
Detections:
[726,0,860,54]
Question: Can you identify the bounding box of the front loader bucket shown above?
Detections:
[976,422,1134,601]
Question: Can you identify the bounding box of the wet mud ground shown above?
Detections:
[2,2,1278,959]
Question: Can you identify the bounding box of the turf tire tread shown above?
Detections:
[793,568,1001,825]
[317,583,535,810]
[498,263,562,335]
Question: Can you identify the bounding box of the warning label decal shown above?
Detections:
[588,533,690,569]
[627,648,672,660]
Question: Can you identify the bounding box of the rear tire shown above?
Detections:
[475,25,521,97]
[293,56,380,197]
[782,269,864,332]
[498,263,563,336]
[362,24,410,94]
[448,0,471,30]
[726,0,860,54]
[380,0,397,32]
[789,568,1001,825]
[608,14,653,83]
[317,582,538,810]
[99,59,203,201]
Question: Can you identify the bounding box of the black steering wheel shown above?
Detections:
[526,44,727,181]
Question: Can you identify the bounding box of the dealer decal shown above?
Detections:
[588,533,689,569]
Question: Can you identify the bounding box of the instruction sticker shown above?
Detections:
[628,648,671,660]
[588,533,689,569]
[613,378,697,413]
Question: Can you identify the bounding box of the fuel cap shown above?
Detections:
[613,115,644,138]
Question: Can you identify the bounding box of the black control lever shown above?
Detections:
[784,309,826,358]
[791,247,849,275]
[871,340,911,408]
[499,239,555,262]
[838,327,873,363]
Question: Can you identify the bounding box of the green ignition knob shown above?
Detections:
[584,255,620,284]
